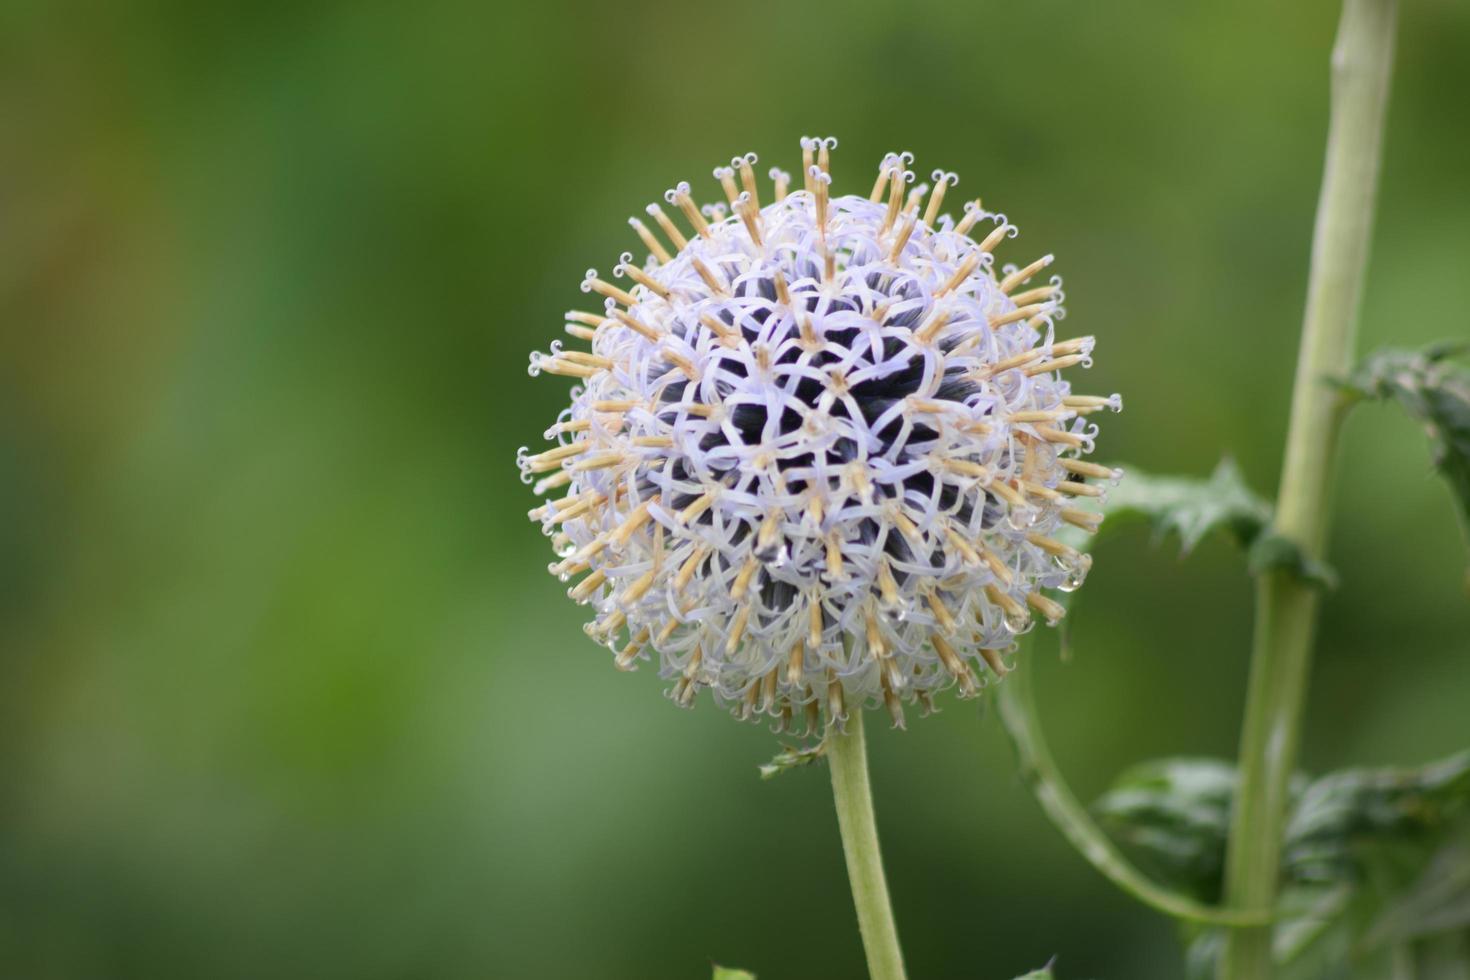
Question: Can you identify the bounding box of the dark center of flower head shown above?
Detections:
[651,264,1000,614]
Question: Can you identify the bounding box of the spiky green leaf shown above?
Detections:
[1094,459,1335,585]
[1340,342,1470,587]
[1284,750,1470,883]
[1365,834,1470,946]
[1093,758,1239,901]
[1104,750,1470,978]
[1099,458,1272,554]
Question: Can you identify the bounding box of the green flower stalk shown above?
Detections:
[1220,0,1399,976]
[828,710,907,980]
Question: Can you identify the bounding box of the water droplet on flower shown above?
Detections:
[1006,506,1040,530]
[1002,607,1033,634]
[1056,556,1092,593]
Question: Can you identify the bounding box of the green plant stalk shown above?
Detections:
[1220,0,1398,976]
[828,709,908,980]
[996,654,1271,928]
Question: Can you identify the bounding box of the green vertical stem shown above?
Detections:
[1220,1,1398,977]
[828,710,908,980]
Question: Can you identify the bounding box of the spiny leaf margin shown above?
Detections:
[1338,341,1470,590]
[1097,458,1272,555]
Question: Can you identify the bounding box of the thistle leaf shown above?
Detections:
[1339,342,1470,588]
[1097,460,1337,585]
[1364,836,1470,946]
[1092,758,1240,900]
[1100,458,1272,554]
[1284,750,1470,883]
[1104,750,1470,978]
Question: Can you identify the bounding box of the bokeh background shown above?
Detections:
[3,0,1468,976]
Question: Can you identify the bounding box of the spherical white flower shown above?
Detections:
[520,139,1121,730]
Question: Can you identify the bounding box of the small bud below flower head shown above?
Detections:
[519,139,1121,728]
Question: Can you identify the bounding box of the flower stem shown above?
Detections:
[828,709,908,980]
[1220,1,1398,976]
[997,654,1270,928]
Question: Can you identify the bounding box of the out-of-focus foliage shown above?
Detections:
[3,0,1469,977]
[1365,836,1470,947]
[1340,343,1470,584]
[1012,966,1057,979]
[1286,750,1470,882]
[1096,461,1337,585]
[711,966,757,980]
[1097,459,1273,554]
[1094,757,1248,901]
[1097,752,1470,979]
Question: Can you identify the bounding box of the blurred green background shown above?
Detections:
[2,0,1468,976]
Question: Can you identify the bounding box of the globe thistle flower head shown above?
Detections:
[520,138,1121,731]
